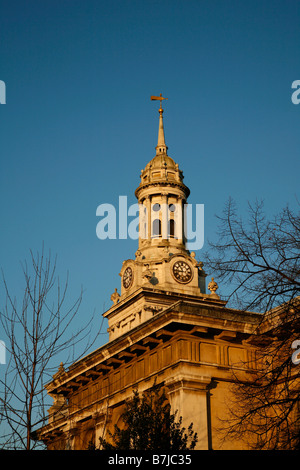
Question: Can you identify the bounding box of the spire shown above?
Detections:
[151,94,168,155]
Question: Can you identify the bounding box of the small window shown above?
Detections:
[152,203,161,212]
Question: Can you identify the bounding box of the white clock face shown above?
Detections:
[123,266,133,289]
[172,261,193,283]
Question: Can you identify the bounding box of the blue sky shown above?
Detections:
[0,0,299,354]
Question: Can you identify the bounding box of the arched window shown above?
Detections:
[168,219,175,238]
[152,219,161,238]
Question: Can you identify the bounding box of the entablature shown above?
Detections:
[45,300,261,398]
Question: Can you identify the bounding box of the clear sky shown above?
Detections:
[0,0,299,353]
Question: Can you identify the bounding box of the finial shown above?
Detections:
[151,93,168,155]
[207,277,220,299]
[53,362,65,379]
[110,288,120,305]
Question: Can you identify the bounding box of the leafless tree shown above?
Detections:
[0,247,100,449]
[203,198,300,449]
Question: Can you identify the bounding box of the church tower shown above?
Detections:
[37,96,263,451]
[105,95,208,341]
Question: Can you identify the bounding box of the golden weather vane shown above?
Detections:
[150,93,168,110]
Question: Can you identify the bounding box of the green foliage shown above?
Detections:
[99,384,198,451]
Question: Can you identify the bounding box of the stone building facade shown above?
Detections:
[37,97,266,450]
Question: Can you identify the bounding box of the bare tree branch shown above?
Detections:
[203,199,300,449]
[0,246,103,449]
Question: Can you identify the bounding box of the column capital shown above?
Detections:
[93,409,113,425]
[165,373,211,394]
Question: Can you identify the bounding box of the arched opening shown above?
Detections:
[152,219,161,238]
[168,219,175,238]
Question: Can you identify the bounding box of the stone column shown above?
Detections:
[166,369,211,450]
[145,196,151,241]
[94,408,113,449]
[175,196,183,243]
[161,193,168,240]
[139,198,147,242]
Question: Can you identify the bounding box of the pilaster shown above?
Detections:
[165,365,211,450]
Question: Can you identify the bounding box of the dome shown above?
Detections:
[139,152,185,186]
[144,153,178,172]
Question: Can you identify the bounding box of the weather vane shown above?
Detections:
[151,93,168,110]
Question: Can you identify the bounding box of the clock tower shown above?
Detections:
[37,97,264,451]
[104,96,212,342]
